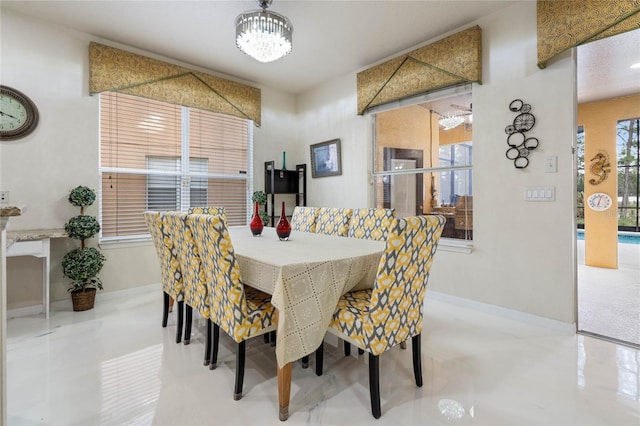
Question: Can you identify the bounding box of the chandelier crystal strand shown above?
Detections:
[235,1,293,63]
[438,114,464,130]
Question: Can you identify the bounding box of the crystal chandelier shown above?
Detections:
[438,114,464,130]
[235,0,293,63]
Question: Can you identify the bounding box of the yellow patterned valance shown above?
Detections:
[357,26,481,115]
[89,42,261,126]
[537,0,640,69]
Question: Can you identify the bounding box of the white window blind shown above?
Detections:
[100,92,251,242]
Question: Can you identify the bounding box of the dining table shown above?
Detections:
[228,225,385,421]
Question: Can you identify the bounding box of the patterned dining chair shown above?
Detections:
[347,208,396,241]
[316,215,446,418]
[187,213,277,401]
[341,207,399,354]
[143,211,185,344]
[314,207,353,237]
[165,212,220,367]
[191,205,275,346]
[290,206,318,232]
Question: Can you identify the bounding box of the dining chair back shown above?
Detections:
[320,214,446,418]
[347,208,396,241]
[314,207,353,237]
[143,211,185,343]
[291,206,318,232]
[188,206,226,217]
[164,212,211,348]
[188,213,276,400]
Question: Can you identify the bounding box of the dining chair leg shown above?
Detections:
[315,341,324,376]
[162,292,170,327]
[270,330,276,346]
[368,353,381,419]
[184,305,193,345]
[358,348,364,355]
[204,319,212,366]
[412,334,423,387]
[264,334,270,344]
[344,341,351,356]
[301,355,309,369]
[210,323,220,370]
[175,301,184,344]
[234,341,246,401]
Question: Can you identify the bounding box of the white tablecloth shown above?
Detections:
[229,226,384,367]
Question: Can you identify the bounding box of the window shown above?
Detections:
[100,92,252,242]
[617,117,639,232]
[372,88,473,241]
[146,157,209,211]
[439,143,473,206]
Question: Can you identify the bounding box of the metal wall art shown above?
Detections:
[588,150,611,185]
[505,99,539,169]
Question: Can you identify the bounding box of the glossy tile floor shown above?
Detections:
[7,285,640,426]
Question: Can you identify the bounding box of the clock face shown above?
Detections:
[0,86,39,141]
[587,193,613,211]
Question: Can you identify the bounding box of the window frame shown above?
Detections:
[370,85,474,249]
[98,93,254,245]
[616,117,639,232]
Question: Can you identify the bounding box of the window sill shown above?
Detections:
[438,238,473,254]
[99,237,153,250]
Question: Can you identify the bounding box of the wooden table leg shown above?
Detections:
[277,361,292,421]
[275,308,292,421]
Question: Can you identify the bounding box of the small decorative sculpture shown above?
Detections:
[505,99,539,169]
[276,201,291,240]
[250,201,264,236]
[588,151,611,185]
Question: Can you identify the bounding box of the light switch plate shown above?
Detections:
[524,186,555,202]
[544,156,557,173]
[0,191,8,204]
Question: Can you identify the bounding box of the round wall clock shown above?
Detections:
[586,192,613,211]
[0,85,39,141]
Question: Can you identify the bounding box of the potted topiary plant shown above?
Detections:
[62,185,106,311]
[252,190,270,226]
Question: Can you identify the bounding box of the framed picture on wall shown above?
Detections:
[310,138,342,178]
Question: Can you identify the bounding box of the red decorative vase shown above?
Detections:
[276,201,291,240]
[250,201,264,236]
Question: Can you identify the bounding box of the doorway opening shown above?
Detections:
[576,30,640,348]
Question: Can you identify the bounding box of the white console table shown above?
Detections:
[1,205,25,426]
[6,229,66,318]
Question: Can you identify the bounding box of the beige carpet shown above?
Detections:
[577,240,640,346]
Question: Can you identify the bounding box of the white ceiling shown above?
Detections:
[577,30,640,104]
[1,0,516,94]
[2,1,639,102]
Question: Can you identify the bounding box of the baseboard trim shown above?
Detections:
[50,283,162,312]
[577,330,640,349]
[7,304,43,319]
[427,291,576,333]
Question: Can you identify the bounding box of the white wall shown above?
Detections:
[298,74,373,208]
[253,86,300,192]
[0,10,297,303]
[296,2,576,323]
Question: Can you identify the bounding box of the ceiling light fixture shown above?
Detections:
[235,0,293,63]
[630,62,640,69]
[438,114,464,130]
